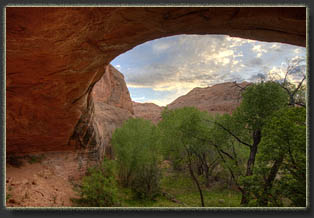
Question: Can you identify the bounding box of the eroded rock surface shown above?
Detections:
[92,65,134,114]
[133,82,251,123]
[68,65,134,160]
[133,102,164,124]
[168,82,251,115]
[5,64,134,207]
[6,7,305,155]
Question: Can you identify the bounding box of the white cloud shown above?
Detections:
[294,48,301,54]
[132,96,146,102]
[111,34,306,105]
[150,87,191,106]
[252,44,268,57]
[152,42,171,53]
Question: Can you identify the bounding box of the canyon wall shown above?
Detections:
[6,7,305,156]
[133,82,250,123]
[132,102,165,124]
[92,65,134,114]
[167,82,251,115]
[68,64,134,160]
[92,65,134,158]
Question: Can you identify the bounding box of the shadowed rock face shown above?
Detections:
[92,65,134,159]
[6,7,305,155]
[92,65,134,114]
[58,65,134,160]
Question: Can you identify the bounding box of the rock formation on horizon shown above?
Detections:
[133,81,251,123]
[132,102,165,124]
[167,81,251,114]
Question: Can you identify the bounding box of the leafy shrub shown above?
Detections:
[112,118,162,200]
[131,159,161,199]
[72,158,119,207]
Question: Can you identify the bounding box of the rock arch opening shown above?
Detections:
[110,34,306,106]
[6,7,306,157]
[92,33,306,158]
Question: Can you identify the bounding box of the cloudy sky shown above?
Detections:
[111,34,306,106]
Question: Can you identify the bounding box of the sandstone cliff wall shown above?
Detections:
[68,65,134,160]
[132,102,164,124]
[133,82,251,123]
[6,7,305,155]
[167,82,251,115]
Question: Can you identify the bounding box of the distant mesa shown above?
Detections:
[167,81,251,114]
[132,102,165,124]
[133,81,251,123]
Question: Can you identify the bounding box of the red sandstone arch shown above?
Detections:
[6,7,306,155]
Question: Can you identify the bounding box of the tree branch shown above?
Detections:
[206,120,252,148]
[295,102,306,108]
[291,76,306,97]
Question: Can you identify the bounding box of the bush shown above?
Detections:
[131,159,161,199]
[72,158,119,207]
[112,118,162,200]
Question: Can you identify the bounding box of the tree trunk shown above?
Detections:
[240,190,249,205]
[197,163,203,176]
[204,164,210,188]
[241,129,261,206]
[258,154,284,206]
[246,129,261,177]
[188,159,205,207]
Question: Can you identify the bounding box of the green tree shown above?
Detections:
[251,107,306,206]
[158,107,214,207]
[269,57,306,107]
[112,118,162,200]
[212,81,289,205]
[72,158,119,207]
[207,113,249,197]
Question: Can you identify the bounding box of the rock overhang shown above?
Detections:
[5,7,306,154]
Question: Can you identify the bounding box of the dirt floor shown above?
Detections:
[5,151,91,207]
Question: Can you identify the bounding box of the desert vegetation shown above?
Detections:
[72,68,306,207]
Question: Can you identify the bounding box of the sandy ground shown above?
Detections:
[5,151,90,208]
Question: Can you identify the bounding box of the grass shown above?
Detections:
[70,163,242,207]
[160,171,241,207]
[114,170,241,207]
[117,187,181,207]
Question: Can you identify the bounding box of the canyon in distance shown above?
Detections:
[5,7,306,208]
[6,64,250,207]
